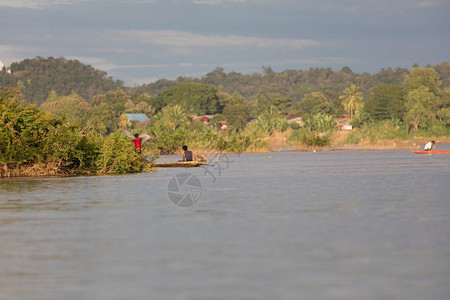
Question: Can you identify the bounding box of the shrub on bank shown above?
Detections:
[345,120,409,144]
[144,117,268,155]
[96,131,143,174]
[288,128,331,147]
[344,119,449,144]
[0,87,98,169]
[1,87,104,176]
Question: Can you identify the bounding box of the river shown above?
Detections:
[1,149,449,300]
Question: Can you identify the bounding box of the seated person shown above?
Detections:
[182,145,196,161]
[424,140,435,151]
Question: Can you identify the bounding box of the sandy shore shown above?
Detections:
[2,131,449,178]
[259,130,450,152]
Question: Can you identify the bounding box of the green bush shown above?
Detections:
[96,131,143,174]
[344,120,412,144]
[288,128,331,147]
[345,133,361,144]
[1,88,90,166]
[146,117,267,154]
[416,121,450,137]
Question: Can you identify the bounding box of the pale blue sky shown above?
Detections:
[1,0,449,85]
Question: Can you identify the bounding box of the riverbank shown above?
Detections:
[2,131,449,178]
[0,163,97,178]
[259,130,450,152]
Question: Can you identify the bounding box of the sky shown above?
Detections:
[1,0,449,86]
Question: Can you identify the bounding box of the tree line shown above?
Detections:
[1,56,450,108]
[1,58,449,136]
[1,57,449,177]
[0,57,123,106]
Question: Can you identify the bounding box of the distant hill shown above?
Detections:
[131,62,450,102]
[0,57,123,105]
[1,56,449,106]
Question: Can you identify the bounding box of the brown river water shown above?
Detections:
[1,149,449,299]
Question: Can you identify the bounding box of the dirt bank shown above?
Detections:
[0,163,93,178]
[259,130,450,152]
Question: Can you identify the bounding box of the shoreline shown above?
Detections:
[2,136,449,179]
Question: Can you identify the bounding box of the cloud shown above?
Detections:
[322,3,366,13]
[192,0,247,4]
[92,48,144,54]
[109,30,322,50]
[192,0,278,5]
[67,55,200,72]
[0,44,39,65]
[0,0,261,8]
[120,0,155,3]
[67,56,119,71]
[417,0,447,8]
[267,57,359,66]
[0,0,101,9]
[126,76,161,86]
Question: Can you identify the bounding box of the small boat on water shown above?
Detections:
[152,161,207,168]
[411,150,450,154]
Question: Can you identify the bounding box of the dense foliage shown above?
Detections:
[2,57,450,177]
[3,57,449,112]
[150,83,222,114]
[0,87,101,170]
[146,104,267,154]
[96,131,143,174]
[365,84,404,120]
[0,87,140,176]
[132,63,450,104]
[0,57,123,105]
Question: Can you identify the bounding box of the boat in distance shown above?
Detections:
[152,161,207,168]
[411,150,450,154]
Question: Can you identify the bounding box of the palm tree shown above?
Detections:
[261,104,281,121]
[313,113,335,133]
[339,84,363,119]
[157,104,188,130]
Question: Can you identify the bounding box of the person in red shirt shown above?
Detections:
[132,134,143,153]
[123,129,151,154]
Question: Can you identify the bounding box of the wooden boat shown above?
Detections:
[152,161,207,168]
[411,150,450,154]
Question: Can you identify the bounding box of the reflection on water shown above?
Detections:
[1,150,450,299]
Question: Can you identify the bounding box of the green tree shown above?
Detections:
[402,67,446,132]
[403,67,442,95]
[151,83,220,114]
[405,86,437,131]
[0,87,101,170]
[125,93,155,117]
[89,88,131,134]
[437,88,450,126]
[40,91,90,124]
[96,131,143,174]
[1,57,122,105]
[255,104,288,135]
[223,92,251,132]
[257,93,293,116]
[339,84,363,119]
[313,113,335,133]
[296,92,331,116]
[155,104,189,131]
[365,84,404,120]
[324,90,345,115]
